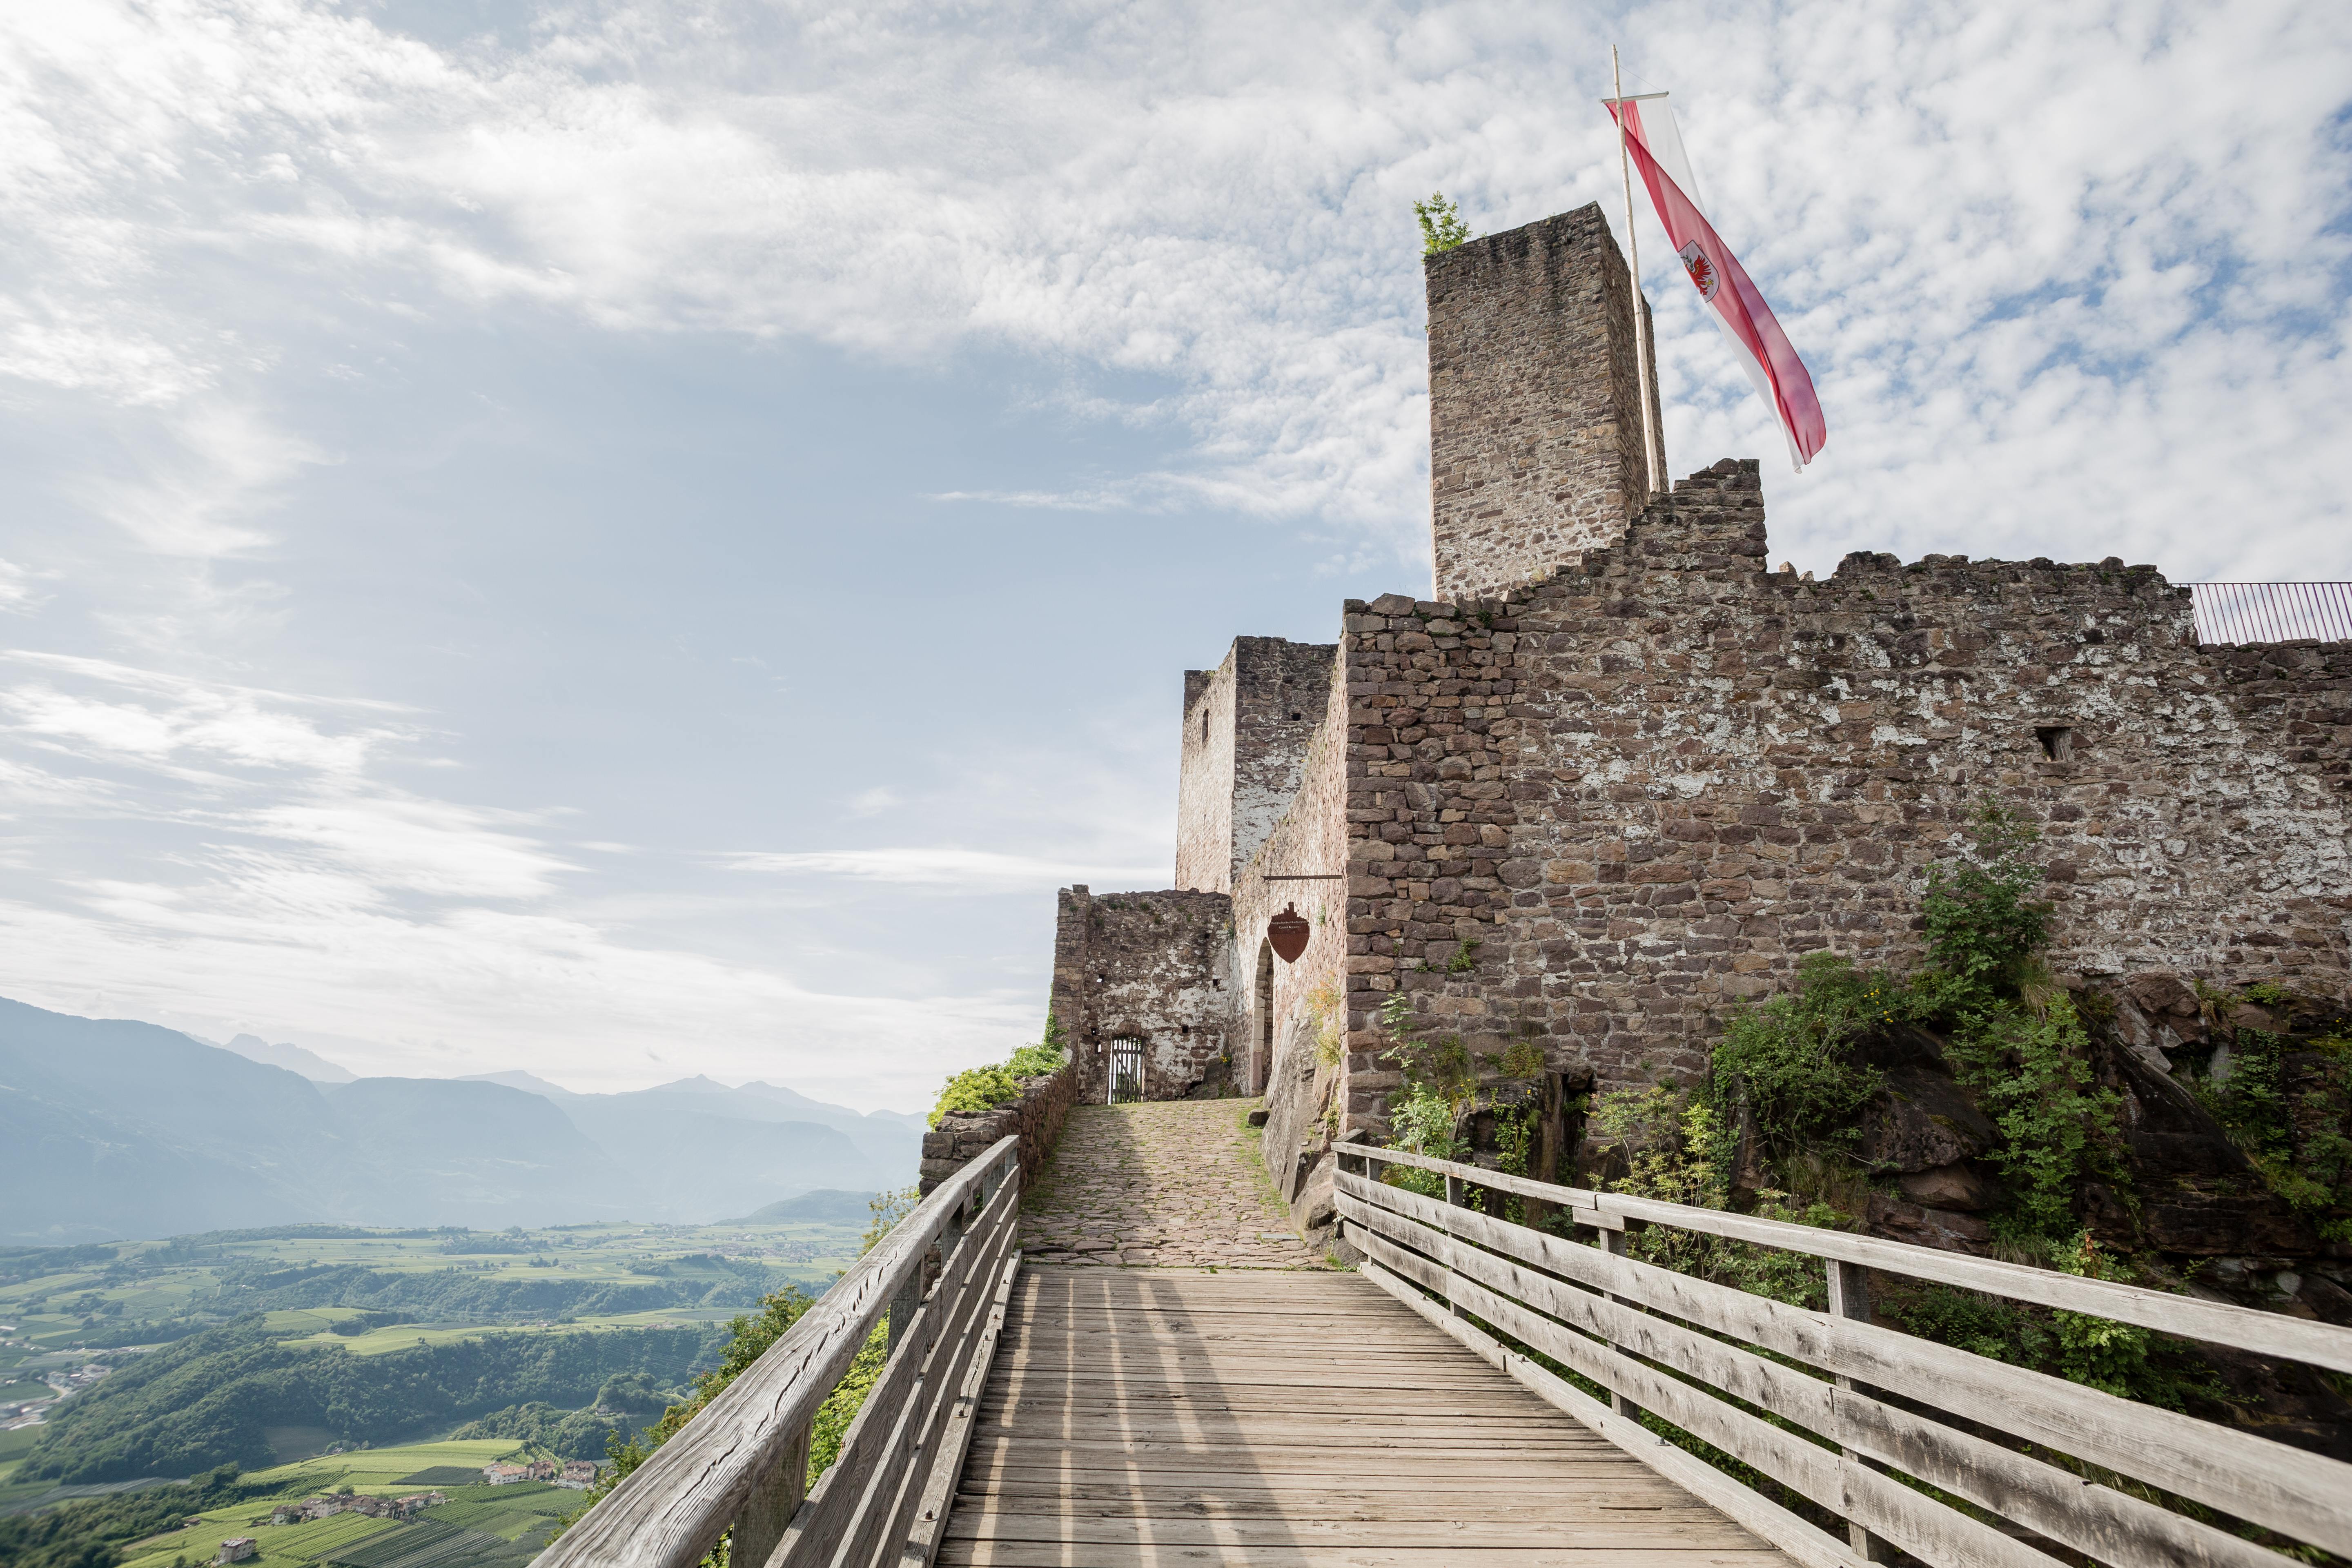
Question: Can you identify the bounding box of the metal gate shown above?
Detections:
[1108,1038,1144,1104]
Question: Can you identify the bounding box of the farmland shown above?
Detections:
[96,1439,579,1568]
[0,1209,869,1503]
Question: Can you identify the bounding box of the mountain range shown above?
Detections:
[0,996,922,1244]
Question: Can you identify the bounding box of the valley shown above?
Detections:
[0,1199,874,1507]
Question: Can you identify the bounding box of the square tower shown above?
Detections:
[1174,636,1336,893]
[1425,203,1664,600]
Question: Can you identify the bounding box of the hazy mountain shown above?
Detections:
[218,1033,358,1082]
[550,1093,891,1222]
[0,998,347,1243]
[734,1189,878,1223]
[0,996,909,1241]
[318,1077,630,1228]
[477,1071,922,1195]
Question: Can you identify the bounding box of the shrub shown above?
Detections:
[927,1015,1068,1127]
[1709,953,1886,1164]
[1414,192,1472,254]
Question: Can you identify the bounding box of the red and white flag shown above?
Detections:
[1605,94,1826,470]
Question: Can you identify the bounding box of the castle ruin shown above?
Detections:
[1040,201,2352,1244]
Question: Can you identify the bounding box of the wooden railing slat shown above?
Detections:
[1352,1253,1866,1568]
[1339,1186,2306,1568]
[1354,1146,2352,1375]
[1345,1175,2352,1561]
[896,1254,1021,1568]
[831,1215,1016,1568]
[1339,1171,2352,1559]
[778,1169,1018,1568]
[537,1138,1017,1568]
[860,1226,1015,1566]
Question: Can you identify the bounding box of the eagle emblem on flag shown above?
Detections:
[1678,240,1719,300]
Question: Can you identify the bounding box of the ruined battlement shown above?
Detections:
[1175,635,1336,893]
[1330,457,2351,1109]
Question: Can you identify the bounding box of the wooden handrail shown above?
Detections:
[1336,1149,2352,1568]
[1352,1142,2352,1375]
[537,1136,1021,1568]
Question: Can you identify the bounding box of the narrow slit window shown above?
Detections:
[2036,726,2075,762]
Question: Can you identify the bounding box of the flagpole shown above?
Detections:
[1612,45,1664,497]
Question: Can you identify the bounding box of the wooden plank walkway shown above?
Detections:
[939,1265,1796,1567]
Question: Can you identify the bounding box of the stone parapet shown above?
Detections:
[917,1059,1080,1197]
[1335,457,2352,1125]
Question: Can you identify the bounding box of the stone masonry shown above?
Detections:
[918,1052,1080,1197]
[1176,636,1338,893]
[1428,203,1663,601]
[1018,1100,1317,1268]
[1332,458,2352,1118]
[1027,203,2352,1245]
[1048,886,1234,1103]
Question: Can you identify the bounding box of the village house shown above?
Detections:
[216,1538,257,1564]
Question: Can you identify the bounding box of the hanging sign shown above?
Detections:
[1268,903,1311,964]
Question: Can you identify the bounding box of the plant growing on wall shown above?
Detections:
[1414,192,1472,254]
[928,1014,1070,1127]
[1305,978,1346,1069]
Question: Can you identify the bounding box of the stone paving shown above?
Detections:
[1018,1099,1322,1269]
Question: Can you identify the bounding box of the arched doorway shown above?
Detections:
[1253,940,1275,1095]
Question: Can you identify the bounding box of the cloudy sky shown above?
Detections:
[2,0,2346,1111]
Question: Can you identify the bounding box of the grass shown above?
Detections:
[242,1439,528,1494]
[107,1441,563,1568]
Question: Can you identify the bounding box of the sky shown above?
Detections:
[1,0,2347,1112]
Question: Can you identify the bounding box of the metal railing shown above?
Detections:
[2186,582,2352,644]
[537,1136,1022,1568]
[1337,1141,2352,1568]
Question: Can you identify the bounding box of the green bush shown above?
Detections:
[927,1015,1068,1128]
[1710,953,1886,1164]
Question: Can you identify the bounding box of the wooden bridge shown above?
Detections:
[537,1132,2352,1568]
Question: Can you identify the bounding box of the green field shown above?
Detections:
[103,1439,573,1568]
[0,1215,862,1361]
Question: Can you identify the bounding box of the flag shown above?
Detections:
[1605,94,1827,470]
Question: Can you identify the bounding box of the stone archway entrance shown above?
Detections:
[1252,940,1275,1095]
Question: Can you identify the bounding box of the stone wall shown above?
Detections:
[1229,646,1352,1237]
[917,1056,1080,1197]
[1176,637,1337,892]
[1426,204,1662,602]
[2210,641,2352,800]
[1174,666,1236,892]
[1048,885,1236,1101]
[1337,458,2352,1123]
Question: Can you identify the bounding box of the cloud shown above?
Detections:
[0,651,1037,1105]
[727,846,1165,892]
[4,0,2341,578]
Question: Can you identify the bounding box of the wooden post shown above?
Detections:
[730,1419,810,1568]
[1524,1072,1564,1233]
[1826,1259,1898,1564]
[1600,1228,1644,1422]
[1442,1172,1472,1319]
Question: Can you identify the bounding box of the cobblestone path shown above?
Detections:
[1018,1099,1321,1269]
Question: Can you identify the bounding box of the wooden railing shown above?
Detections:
[538,1136,1022,1568]
[1336,1142,2352,1568]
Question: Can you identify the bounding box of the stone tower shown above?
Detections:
[1174,636,1336,893]
[1425,203,1664,600]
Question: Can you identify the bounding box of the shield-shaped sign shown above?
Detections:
[1267,903,1311,963]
